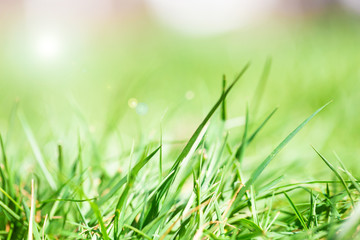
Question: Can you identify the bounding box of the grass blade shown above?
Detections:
[0,199,21,221]
[221,74,227,121]
[155,63,250,203]
[235,107,278,160]
[18,112,57,190]
[115,146,160,212]
[312,147,354,207]
[89,202,110,240]
[235,106,249,162]
[283,192,308,230]
[334,152,360,194]
[251,57,272,117]
[230,101,331,216]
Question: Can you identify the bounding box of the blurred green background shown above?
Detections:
[0,1,359,179]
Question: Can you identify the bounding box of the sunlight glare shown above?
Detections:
[35,33,61,60]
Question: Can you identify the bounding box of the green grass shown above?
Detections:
[0,63,359,239]
[1,11,360,239]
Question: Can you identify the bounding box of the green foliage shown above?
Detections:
[0,64,359,239]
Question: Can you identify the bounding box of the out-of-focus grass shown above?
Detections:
[0,12,359,175]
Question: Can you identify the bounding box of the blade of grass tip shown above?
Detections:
[251,57,272,117]
[312,147,354,207]
[57,144,63,174]
[235,106,249,162]
[283,192,308,230]
[229,101,331,216]
[77,132,83,190]
[334,152,360,194]
[42,214,48,240]
[18,112,57,190]
[156,63,250,202]
[221,74,227,121]
[89,202,110,240]
[326,183,330,198]
[247,107,278,144]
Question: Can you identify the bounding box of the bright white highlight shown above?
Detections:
[144,0,278,36]
[35,34,61,60]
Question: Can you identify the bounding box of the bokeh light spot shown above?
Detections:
[136,103,148,115]
[128,98,138,109]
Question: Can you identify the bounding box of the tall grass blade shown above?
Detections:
[283,192,308,230]
[235,106,249,162]
[18,113,57,190]
[235,108,278,160]
[312,147,354,207]
[230,101,331,215]
[89,202,110,240]
[153,63,250,205]
[251,57,272,117]
[221,74,227,121]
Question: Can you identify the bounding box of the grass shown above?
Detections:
[0,62,359,239]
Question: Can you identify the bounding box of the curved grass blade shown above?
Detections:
[154,63,250,203]
[89,202,110,240]
[142,64,250,227]
[251,57,272,117]
[334,152,360,194]
[18,112,57,190]
[0,199,21,221]
[235,106,249,163]
[114,146,160,237]
[235,108,278,160]
[115,146,160,212]
[221,74,227,121]
[230,101,331,216]
[283,192,308,230]
[28,179,41,240]
[312,147,354,207]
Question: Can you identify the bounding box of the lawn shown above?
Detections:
[0,11,360,239]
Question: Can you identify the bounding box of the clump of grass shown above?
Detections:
[0,64,359,239]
